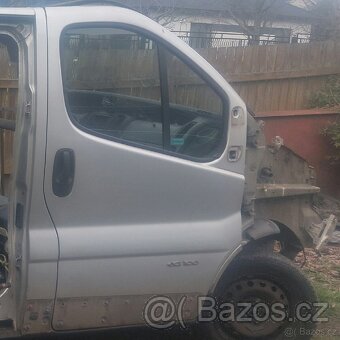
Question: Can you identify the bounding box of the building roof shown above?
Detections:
[1,0,315,22]
[125,0,314,22]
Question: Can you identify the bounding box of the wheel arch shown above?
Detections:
[243,219,304,260]
[270,220,304,259]
[209,219,305,295]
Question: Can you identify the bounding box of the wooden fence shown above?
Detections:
[62,38,340,113]
[0,39,339,176]
[197,40,340,112]
[0,45,17,176]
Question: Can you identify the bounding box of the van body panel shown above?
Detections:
[43,6,246,331]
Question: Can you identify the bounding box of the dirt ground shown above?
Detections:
[296,246,340,339]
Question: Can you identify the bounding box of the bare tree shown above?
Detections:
[1,0,311,43]
[306,0,340,40]
[216,0,293,45]
[130,0,189,28]
[133,0,300,43]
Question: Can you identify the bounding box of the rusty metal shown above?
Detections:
[244,114,338,252]
[22,300,54,335]
[52,294,199,331]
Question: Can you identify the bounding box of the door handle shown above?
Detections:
[52,148,75,197]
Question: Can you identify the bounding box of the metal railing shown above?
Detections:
[62,31,312,52]
[172,31,311,48]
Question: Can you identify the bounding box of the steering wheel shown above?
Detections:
[175,119,212,154]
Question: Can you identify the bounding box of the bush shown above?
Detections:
[310,76,340,164]
[310,76,340,109]
[322,117,340,164]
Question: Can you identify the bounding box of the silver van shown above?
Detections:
[0,3,335,339]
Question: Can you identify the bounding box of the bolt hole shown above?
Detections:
[247,281,254,287]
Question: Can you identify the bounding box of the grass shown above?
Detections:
[300,247,340,339]
[312,280,340,318]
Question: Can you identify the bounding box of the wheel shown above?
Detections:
[204,252,317,340]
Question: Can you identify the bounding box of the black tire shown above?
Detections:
[203,252,317,340]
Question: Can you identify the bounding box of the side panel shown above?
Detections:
[44,7,247,331]
[0,9,58,338]
[22,9,59,336]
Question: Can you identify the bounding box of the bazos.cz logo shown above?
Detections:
[143,296,187,329]
[143,296,329,330]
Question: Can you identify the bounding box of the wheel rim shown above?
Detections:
[221,278,289,338]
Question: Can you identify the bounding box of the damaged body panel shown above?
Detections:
[243,113,337,254]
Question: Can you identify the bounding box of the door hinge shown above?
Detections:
[15,203,24,229]
[25,101,32,116]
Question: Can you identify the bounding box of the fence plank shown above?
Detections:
[0,39,339,176]
[0,79,18,89]
[63,39,340,112]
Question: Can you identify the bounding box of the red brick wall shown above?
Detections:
[256,110,340,198]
